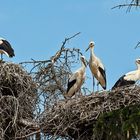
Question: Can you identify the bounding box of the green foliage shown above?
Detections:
[93,105,140,140]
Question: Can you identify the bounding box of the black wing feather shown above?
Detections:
[98,67,106,89]
[0,40,15,57]
[67,79,76,93]
[112,75,135,90]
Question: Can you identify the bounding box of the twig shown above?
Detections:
[112,0,140,12]
[19,32,81,65]
[51,32,81,64]
[16,129,41,139]
[112,4,140,9]
[135,42,140,49]
[12,98,19,127]
[19,59,51,65]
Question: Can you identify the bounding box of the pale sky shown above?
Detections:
[0,0,140,90]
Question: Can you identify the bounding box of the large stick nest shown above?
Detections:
[40,85,140,140]
[0,62,37,139]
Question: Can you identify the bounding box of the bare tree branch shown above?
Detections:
[135,42,140,49]
[112,0,140,11]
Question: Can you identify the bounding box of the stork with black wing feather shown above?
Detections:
[86,41,106,91]
[112,59,140,90]
[0,38,15,60]
[64,56,87,99]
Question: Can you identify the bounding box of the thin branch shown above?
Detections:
[20,32,81,65]
[51,32,81,64]
[19,119,40,128]
[135,42,140,49]
[112,0,140,12]
[16,129,41,139]
[112,3,140,9]
[19,59,51,65]
[12,99,19,127]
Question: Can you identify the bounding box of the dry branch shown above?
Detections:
[19,32,85,110]
[112,0,140,11]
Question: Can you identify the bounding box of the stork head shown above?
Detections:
[135,58,140,69]
[86,41,95,52]
[80,56,88,67]
[0,38,5,45]
[136,58,140,64]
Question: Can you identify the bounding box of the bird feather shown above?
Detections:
[67,78,76,93]
[98,67,106,89]
[112,75,135,89]
[0,40,15,57]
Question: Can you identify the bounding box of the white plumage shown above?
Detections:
[112,59,140,89]
[86,41,106,91]
[64,56,87,99]
[124,71,140,81]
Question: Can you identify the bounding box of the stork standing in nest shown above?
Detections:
[64,56,87,99]
[112,58,140,90]
[86,41,106,91]
[0,38,15,61]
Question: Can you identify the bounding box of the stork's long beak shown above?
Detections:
[83,59,89,67]
[86,46,90,52]
[86,60,89,66]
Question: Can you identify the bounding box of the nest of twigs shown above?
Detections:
[40,85,140,140]
[0,62,37,140]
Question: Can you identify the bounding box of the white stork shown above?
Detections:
[112,58,140,90]
[64,56,87,99]
[0,38,15,60]
[86,41,106,91]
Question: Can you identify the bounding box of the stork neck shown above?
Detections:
[137,64,140,70]
[82,62,86,69]
[90,47,94,53]
[90,48,95,59]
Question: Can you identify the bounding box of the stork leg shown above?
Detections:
[1,54,2,60]
[78,89,82,97]
[97,82,99,91]
[0,54,3,62]
[75,89,82,98]
[93,76,95,92]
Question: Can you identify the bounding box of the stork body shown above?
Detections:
[64,56,87,99]
[0,38,15,60]
[112,59,140,89]
[86,41,106,91]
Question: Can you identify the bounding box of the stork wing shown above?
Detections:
[124,70,137,81]
[0,40,15,57]
[96,57,106,79]
[96,57,104,69]
[98,66,106,89]
[67,78,76,93]
[67,72,78,93]
[112,74,135,90]
[98,67,106,81]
